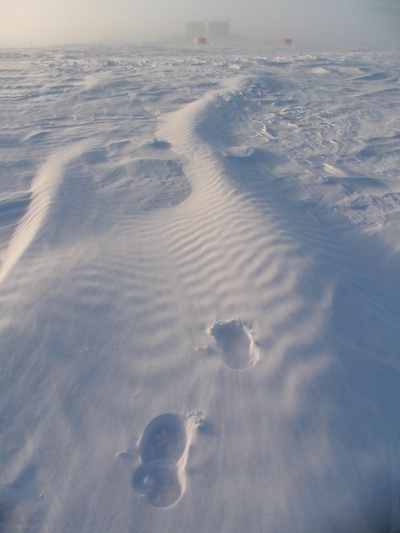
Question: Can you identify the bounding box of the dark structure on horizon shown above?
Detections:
[184,20,230,43]
[205,21,230,42]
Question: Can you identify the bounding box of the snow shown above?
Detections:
[1,42,400,532]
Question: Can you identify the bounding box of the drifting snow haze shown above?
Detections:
[0,0,399,47]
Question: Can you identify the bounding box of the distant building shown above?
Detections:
[278,38,292,46]
[205,21,230,42]
[193,37,207,45]
[185,22,206,43]
[184,20,230,43]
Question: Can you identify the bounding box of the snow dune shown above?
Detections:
[1,44,400,532]
[0,141,92,284]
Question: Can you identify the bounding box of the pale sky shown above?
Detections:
[0,0,399,48]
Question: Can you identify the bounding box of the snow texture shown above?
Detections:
[1,43,400,532]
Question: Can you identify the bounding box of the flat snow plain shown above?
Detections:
[1,42,400,532]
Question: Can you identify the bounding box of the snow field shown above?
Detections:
[0,43,400,532]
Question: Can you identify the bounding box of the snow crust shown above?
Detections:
[1,43,400,532]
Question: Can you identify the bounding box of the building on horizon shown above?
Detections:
[205,21,230,42]
[184,22,206,43]
[184,20,230,43]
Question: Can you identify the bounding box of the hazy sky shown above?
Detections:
[0,0,399,48]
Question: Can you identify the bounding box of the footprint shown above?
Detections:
[209,318,259,370]
[133,414,187,508]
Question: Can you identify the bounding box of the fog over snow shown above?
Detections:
[0,0,400,47]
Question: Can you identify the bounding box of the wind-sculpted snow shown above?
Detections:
[0,44,400,533]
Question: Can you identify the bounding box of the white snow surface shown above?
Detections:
[1,43,400,532]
